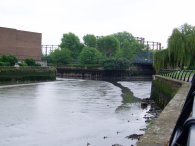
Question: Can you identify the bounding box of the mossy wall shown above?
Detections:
[150,75,182,109]
[0,67,56,82]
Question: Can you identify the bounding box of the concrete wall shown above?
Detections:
[0,27,42,60]
[150,75,182,108]
[137,75,190,146]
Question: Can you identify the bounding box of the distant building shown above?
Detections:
[0,27,42,60]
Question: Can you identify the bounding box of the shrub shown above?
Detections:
[103,58,130,70]
[0,55,18,66]
[24,58,41,66]
[0,61,10,66]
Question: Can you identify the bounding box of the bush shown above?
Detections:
[0,66,56,82]
[103,58,130,70]
[24,58,36,66]
[24,58,41,66]
[0,55,18,66]
[0,61,11,66]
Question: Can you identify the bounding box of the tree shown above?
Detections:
[153,49,169,73]
[83,34,97,48]
[97,36,119,58]
[50,48,71,65]
[168,23,195,69]
[79,47,102,64]
[113,31,144,60]
[153,23,195,71]
[60,32,83,59]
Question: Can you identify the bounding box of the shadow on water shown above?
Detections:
[110,81,141,112]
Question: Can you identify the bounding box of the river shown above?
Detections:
[0,79,151,146]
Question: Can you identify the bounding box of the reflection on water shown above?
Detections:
[0,79,151,146]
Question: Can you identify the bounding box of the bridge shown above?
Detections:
[56,64,154,81]
[137,70,195,146]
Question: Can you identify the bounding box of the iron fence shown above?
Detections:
[160,69,195,82]
[169,75,195,146]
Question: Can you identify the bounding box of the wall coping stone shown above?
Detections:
[137,75,191,146]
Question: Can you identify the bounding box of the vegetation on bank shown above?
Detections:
[0,55,56,82]
[0,66,56,82]
[44,31,153,70]
[151,79,178,109]
[0,55,41,67]
[154,23,195,73]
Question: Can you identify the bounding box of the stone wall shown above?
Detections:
[0,27,42,60]
[150,75,182,108]
[137,75,190,146]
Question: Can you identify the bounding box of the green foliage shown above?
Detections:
[79,47,103,64]
[113,31,144,60]
[97,36,120,58]
[167,23,195,69]
[0,66,56,82]
[24,58,36,66]
[103,58,130,70]
[49,48,72,65]
[83,34,97,48]
[0,55,18,66]
[154,23,195,72]
[151,79,178,108]
[0,61,11,66]
[153,49,169,73]
[18,62,28,66]
[24,58,41,66]
[60,32,83,59]
[48,31,147,68]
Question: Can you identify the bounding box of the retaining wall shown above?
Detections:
[0,67,56,83]
[137,75,190,146]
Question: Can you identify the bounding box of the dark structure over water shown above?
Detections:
[57,63,154,81]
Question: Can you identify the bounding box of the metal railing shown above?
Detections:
[160,69,195,82]
[169,74,195,146]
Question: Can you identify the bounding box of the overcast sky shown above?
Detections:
[1,0,195,48]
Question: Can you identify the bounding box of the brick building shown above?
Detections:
[0,27,42,60]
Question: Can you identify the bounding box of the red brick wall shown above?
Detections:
[0,27,42,60]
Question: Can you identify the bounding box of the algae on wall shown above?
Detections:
[0,66,56,82]
[150,78,179,109]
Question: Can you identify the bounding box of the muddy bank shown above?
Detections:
[110,81,161,146]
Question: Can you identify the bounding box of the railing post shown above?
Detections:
[187,71,193,82]
[180,70,185,80]
[183,71,188,81]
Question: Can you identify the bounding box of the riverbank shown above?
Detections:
[0,66,56,83]
[137,75,190,146]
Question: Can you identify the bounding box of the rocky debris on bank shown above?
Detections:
[112,144,123,146]
[141,98,162,119]
[126,134,143,140]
